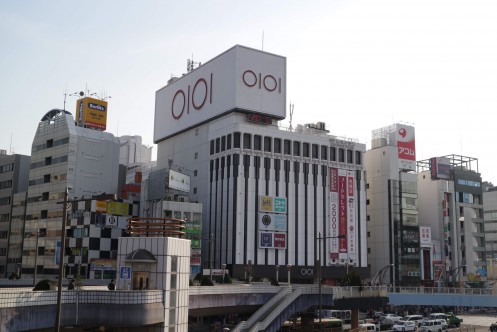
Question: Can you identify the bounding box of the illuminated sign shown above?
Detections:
[430,157,451,180]
[76,97,108,130]
[245,113,272,125]
[154,45,286,142]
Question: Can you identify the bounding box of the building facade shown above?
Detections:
[0,151,30,276]
[365,124,421,287]
[22,109,120,279]
[153,45,368,283]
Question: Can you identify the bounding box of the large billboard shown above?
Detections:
[168,169,191,193]
[396,124,416,171]
[76,97,108,130]
[258,195,287,250]
[329,168,357,264]
[154,45,286,142]
[430,157,451,180]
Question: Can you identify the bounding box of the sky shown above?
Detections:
[1,0,497,182]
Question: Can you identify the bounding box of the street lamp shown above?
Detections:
[55,188,70,332]
[316,232,346,331]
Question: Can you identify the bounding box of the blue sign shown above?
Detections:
[120,266,132,279]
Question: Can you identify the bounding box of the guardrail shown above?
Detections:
[0,290,164,308]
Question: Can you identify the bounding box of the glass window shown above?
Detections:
[303,143,310,158]
[210,140,215,155]
[321,146,327,160]
[254,135,262,151]
[243,133,251,149]
[339,148,345,162]
[221,136,226,151]
[234,132,241,148]
[284,140,291,155]
[293,141,300,156]
[274,138,281,154]
[215,138,220,153]
[264,136,271,152]
[227,134,232,150]
[312,144,319,159]
[355,151,362,165]
[347,150,353,164]
[330,147,336,161]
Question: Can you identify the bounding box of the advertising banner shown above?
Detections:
[420,226,432,248]
[107,202,129,216]
[259,195,287,214]
[396,124,416,171]
[347,170,356,262]
[338,169,348,260]
[329,167,339,259]
[76,97,108,130]
[168,169,191,193]
[258,231,287,249]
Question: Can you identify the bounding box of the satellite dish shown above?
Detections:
[79,91,84,97]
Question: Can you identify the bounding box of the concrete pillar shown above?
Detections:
[351,308,360,329]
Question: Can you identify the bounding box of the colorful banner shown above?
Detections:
[258,231,287,249]
[329,168,339,259]
[258,213,287,231]
[338,169,348,260]
[347,170,356,262]
[107,202,129,216]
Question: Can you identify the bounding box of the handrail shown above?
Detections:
[231,286,291,332]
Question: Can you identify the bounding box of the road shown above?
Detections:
[456,313,497,331]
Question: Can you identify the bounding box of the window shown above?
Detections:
[312,144,319,159]
[367,215,370,221]
[234,132,241,148]
[321,146,327,160]
[193,187,197,194]
[330,147,336,161]
[0,197,11,205]
[215,138,220,153]
[243,133,251,149]
[194,170,198,176]
[274,138,281,154]
[284,140,291,155]
[339,148,345,162]
[210,140,215,155]
[221,136,226,151]
[293,141,300,156]
[0,180,12,189]
[227,134,232,150]
[45,157,52,166]
[195,128,199,136]
[0,163,14,173]
[47,139,53,148]
[303,143,310,158]
[194,152,198,159]
[264,136,271,152]
[254,135,262,151]
[347,150,353,164]
[355,151,362,165]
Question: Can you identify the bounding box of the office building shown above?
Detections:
[0,151,30,276]
[365,124,420,287]
[153,45,368,282]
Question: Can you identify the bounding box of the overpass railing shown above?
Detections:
[0,290,164,308]
[388,286,497,296]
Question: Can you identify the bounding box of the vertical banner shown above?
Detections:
[329,168,339,259]
[347,171,356,262]
[338,169,348,260]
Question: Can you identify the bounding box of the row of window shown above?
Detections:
[0,213,9,222]
[209,132,362,165]
[0,163,14,173]
[0,180,12,189]
[457,179,481,187]
[30,155,68,170]
[0,196,11,205]
[32,137,70,153]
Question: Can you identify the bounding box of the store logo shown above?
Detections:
[242,70,281,93]
[172,74,213,120]
[89,103,105,111]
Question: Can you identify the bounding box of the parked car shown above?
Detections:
[402,315,424,327]
[382,314,403,323]
[360,323,377,331]
[392,320,417,332]
[419,319,445,332]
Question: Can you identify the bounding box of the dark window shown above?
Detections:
[355,151,362,165]
[312,144,319,159]
[227,134,232,150]
[210,140,215,155]
[339,148,345,162]
[41,210,48,219]
[284,140,291,155]
[45,157,52,166]
[44,174,50,183]
[243,133,251,149]
[221,136,226,151]
[293,141,300,156]
[89,237,100,250]
[274,138,281,154]
[303,143,310,158]
[264,136,271,152]
[42,192,49,201]
[321,146,327,160]
[347,150,353,164]
[234,132,241,148]
[254,135,262,151]
[330,147,337,161]
[216,138,220,153]
[47,139,53,148]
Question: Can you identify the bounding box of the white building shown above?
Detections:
[153,45,368,282]
[23,109,120,279]
[365,124,420,287]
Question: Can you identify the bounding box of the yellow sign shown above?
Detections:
[95,200,107,213]
[76,97,108,130]
[259,196,273,212]
[107,202,129,216]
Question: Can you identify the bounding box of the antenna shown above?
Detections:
[187,54,201,72]
[289,103,294,131]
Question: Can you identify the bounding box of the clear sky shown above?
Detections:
[1,0,496,183]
